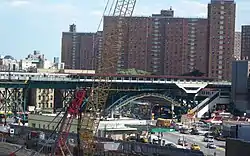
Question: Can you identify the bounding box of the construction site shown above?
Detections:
[0,0,213,156]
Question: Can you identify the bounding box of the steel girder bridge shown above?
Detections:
[0,78,230,116]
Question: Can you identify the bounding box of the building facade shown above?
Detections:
[20,50,56,71]
[102,9,209,76]
[208,0,236,80]
[29,89,55,113]
[241,25,250,60]
[0,55,19,71]
[234,32,241,60]
[61,24,100,70]
[162,18,208,76]
[62,1,236,79]
[231,60,250,112]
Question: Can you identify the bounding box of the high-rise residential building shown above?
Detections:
[241,25,250,60]
[61,24,100,70]
[102,8,209,76]
[208,0,236,80]
[162,18,208,76]
[102,16,153,73]
[234,32,241,60]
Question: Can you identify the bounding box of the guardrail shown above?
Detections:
[0,73,231,86]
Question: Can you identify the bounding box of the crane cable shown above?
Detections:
[31,106,68,156]
[96,0,116,31]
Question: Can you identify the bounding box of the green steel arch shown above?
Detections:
[108,93,182,111]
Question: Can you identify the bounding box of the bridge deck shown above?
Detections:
[0,72,231,90]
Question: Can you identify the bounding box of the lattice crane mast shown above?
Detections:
[77,0,137,155]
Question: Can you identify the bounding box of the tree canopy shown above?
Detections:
[117,68,151,75]
[181,69,205,77]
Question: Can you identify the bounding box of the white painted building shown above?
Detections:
[28,114,147,133]
[19,59,36,71]
[42,60,54,69]
[0,55,20,71]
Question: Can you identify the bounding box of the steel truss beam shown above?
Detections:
[113,0,136,16]
[54,89,76,110]
[0,88,25,113]
[107,92,182,112]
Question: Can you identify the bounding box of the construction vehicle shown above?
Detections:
[156,118,173,128]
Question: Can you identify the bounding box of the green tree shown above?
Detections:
[117,68,151,75]
[181,69,205,77]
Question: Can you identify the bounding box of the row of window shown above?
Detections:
[37,103,53,108]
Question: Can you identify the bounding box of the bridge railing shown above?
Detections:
[0,72,231,85]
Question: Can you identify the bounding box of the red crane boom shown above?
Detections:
[54,89,88,156]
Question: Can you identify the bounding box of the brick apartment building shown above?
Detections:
[61,0,236,80]
[102,8,209,76]
[61,24,102,70]
[208,0,236,80]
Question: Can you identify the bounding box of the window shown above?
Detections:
[32,123,36,128]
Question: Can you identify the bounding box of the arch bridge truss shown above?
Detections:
[106,92,183,113]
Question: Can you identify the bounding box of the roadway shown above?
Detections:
[163,132,225,156]
[0,142,39,156]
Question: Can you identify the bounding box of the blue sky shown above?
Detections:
[0,0,250,60]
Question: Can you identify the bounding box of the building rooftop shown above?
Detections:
[4,55,14,60]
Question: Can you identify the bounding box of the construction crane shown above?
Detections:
[10,1,137,156]
[53,89,88,156]
[77,0,137,155]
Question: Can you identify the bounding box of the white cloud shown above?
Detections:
[7,0,31,7]
[90,10,104,16]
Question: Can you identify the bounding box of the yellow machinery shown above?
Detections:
[156,118,172,128]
